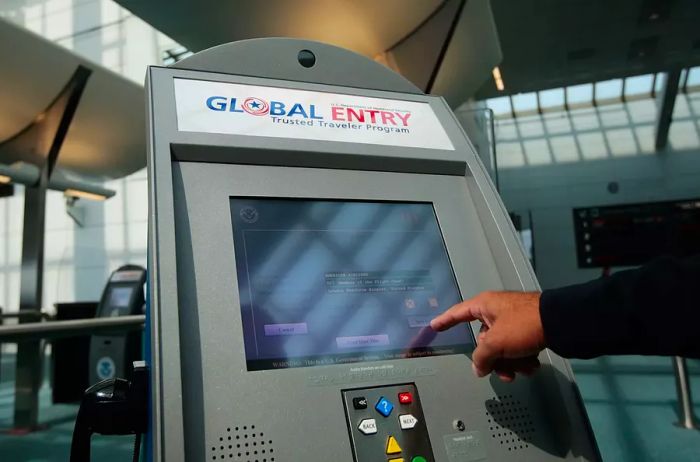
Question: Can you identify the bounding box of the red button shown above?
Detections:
[398,392,412,404]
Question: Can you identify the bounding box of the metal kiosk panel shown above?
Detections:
[147,39,599,462]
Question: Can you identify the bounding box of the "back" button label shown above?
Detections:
[358,418,378,435]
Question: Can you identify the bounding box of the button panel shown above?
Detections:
[342,383,433,462]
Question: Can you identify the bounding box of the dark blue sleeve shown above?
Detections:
[539,255,700,359]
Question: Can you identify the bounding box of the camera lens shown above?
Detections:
[298,49,316,68]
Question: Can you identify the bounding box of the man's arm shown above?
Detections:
[541,255,700,359]
[430,255,700,381]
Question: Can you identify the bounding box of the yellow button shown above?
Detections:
[388,459,404,462]
[386,436,402,455]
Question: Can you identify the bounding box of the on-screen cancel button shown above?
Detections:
[263,323,308,336]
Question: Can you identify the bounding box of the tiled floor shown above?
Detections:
[570,356,700,461]
[1,354,700,461]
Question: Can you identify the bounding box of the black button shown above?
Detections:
[353,397,368,409]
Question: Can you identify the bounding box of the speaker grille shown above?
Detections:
[485,394,536,452]
[210,425,275,462]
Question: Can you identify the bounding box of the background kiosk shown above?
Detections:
[88,264,146,385]
[146,38,599,462]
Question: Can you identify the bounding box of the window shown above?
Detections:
[162,46,193,65]
[567,84,593,105]
[486,96,512,116]
[595,79,623,102]
[625,74,654,98]
[539,88,565,109]
[480,71,670,118]
[686,67,700,89]
[654,72,664,95]
[511,92,538,113]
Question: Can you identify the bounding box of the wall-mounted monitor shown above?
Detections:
[573,198,700,268]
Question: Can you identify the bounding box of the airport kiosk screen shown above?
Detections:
[109,287,133,308]
[230,198,474,370]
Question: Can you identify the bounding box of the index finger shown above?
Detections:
[430,300,479,332]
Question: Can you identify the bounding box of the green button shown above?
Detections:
[412,457,428,462]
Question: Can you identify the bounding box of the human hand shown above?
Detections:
[430,291,545,382]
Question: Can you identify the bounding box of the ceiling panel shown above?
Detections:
[116,0,444,57]
[476,0,700,98]
[0,17,145,180]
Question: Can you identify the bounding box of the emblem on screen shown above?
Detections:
[239,206,259,223]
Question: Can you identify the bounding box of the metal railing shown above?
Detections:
[673,356,698,429]
[0,313,145,430]
[0,315,145,343]
[0,310,50,322]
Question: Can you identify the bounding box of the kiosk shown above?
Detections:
[88,265,146,385]
[146,39,599,462]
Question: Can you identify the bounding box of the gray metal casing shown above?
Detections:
[146,39,599,462]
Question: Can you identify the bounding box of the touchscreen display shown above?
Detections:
[230,198,474,370]
[109,287,132,308]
